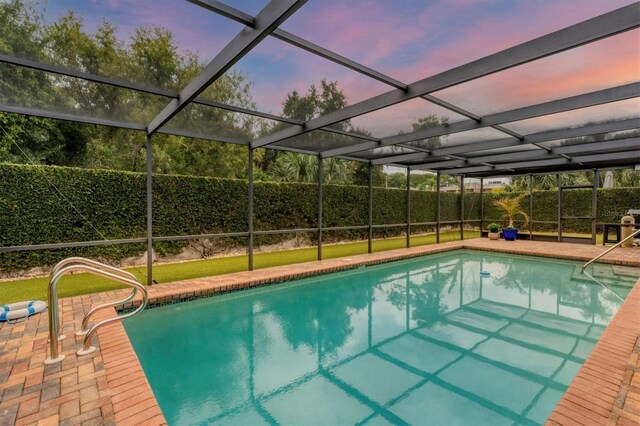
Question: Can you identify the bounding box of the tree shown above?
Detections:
[508,121,640,191]
[384,172,408,189]
[280,79,348,122]
[0,3,93,166]
[413,173,438,191]
[0,1,259,177]
[492,194,530,229]
[613,169,640,187]
[352,163,385,187]
[0,0,44,59]
[408,115,449,150]
[0,113,88,166]
[266,153,352,184]
[260,80,365,183]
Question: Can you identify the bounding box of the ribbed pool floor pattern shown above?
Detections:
[0,238,638,425]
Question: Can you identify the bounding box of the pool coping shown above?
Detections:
[1,238,638,425]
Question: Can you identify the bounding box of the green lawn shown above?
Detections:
[2,229,601,304]
[0,231,479,304]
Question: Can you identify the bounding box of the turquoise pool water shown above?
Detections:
[123,250,636,425]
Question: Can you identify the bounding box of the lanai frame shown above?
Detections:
[0,1,638,285]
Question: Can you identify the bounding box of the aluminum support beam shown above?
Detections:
[0,104,146,131]
[272,29,407,90]
[145,135,154,286]
[326,82,640,158]
[418,96,524,140]
[148,0,307,135]
[406,168,411,248]
[318,155,323,260]
[412,136,640,171]
[474,165,632,179]
[0,103,254,146]
[529,175,534,240]
[440,150,640,175]
[557,174,562,242]
[186,0,255,26]
[460,176,465,240]
[479,178,484,233]
[382,118,640,164]
[592,170,599,245]
[252,3,640,149]
[0,53,176,98]
[248,148,254,271]
[368,163,373,254]
[467,136,638,165]
[0,53,389,147]
[0,238,148,253]
[187,0,407,90]
[187,1,522,142]
[0,103,384,161]
[373,118,640,165]
[436,172,441,244]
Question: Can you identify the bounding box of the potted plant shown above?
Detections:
[487,223,501,240]
[492,194,530,241]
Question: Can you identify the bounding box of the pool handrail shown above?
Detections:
[47,257,138,338]
[580,268,625,302]
[45,259,147,365]
[582,228,640,271]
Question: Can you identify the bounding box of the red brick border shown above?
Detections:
[546,277,640,426]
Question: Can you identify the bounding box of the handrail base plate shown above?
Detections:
[48,334,66,342]
[44,354,65,365]
[77,346,96,357]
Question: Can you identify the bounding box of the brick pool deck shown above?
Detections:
[0,238,638,425]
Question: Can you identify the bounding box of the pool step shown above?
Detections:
[572,264,640,287]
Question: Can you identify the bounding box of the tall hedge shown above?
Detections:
[1,163,638,271]
[481,189,640,232]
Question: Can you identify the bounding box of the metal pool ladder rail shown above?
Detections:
[582,228,640,272]
[45,257,148,365]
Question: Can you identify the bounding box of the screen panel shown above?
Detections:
[2,0,244,90]
[163,102,285,143]
[503,98,640,135]
[432,29,640,116]
[196,36,391,119]
[336,97,468,140]
[405,127,509,151]
[349,146,419,161]
[273,129,372,153]
[0,62,167,124]
[277,0,636,84]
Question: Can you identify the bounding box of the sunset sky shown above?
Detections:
[42,0,640,137]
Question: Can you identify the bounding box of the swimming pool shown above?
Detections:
[123,249,636,425]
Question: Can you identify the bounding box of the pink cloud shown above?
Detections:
[433,29,640,115]
[506,98,640,134]
[73,0,637,138]
[236,0,639,137]
[280,1,436,74]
